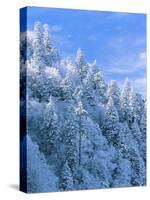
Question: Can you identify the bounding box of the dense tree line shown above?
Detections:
[20,22,146,193]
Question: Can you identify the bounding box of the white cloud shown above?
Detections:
[131,78,146,96]
[106,66,133,74]
[49,25,63,32]
[105,51,146,75]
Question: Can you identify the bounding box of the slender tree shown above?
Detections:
[59,161,74,191]
[38,97,59,157]
[107,80,120,114]
[102,97,120,147]
[76,99,87,166]
[94,71,107,103]
[120,78,131,123]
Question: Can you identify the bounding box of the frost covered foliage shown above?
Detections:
[20,22,146,193]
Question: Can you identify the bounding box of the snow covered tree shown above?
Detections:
[43,24,52,66]
[75,48,88,81]
[43,24,60,65]
[130,149,146,186]
[102,97,120,147]
[32,22,45,73]
[27,135,57,193]
[131,121,142,146]
[76,99,87,166]
[107,80,121,114]
[59,161,74,191]
[121,122,146,186]
[83,73,95,107]
[110,154,131,187]
[135,93,145,124]
[128,88,138,126]
[94,71,107,103]
[120,78,131,123]
[38,97,60,157]
[64,105,78,172]
[59,73,73,102]
[139,104,146,162]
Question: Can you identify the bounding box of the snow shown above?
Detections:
[20,21,146,193]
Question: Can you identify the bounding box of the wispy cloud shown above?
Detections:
[131,78,146,96]
[105,51,146,75]
[49,25,63,33]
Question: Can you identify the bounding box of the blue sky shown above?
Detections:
[22,7,146,96]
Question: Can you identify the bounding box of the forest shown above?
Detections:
[20,22,146,193]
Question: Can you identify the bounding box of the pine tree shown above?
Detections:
[131,121,142,145]
[128,88,138,126]
[93,71,107,103]
[110,154,131,187]
[59,161,74,191]
[64,105,78,172]
[120,78,131,123]
[135,93,145,124]
[84,72,95,107]
[139,105,146,162]
[38,97,59,157]
[43,24,52,66]
[121,122,146,186]
[75,48,88,81]
[107,80,121,113]
[59,73,73,102]
[76,99,87,166]
[32,22,45,73]
[102,97,120,147]
[43,24,60,65]
[130,149,146,186]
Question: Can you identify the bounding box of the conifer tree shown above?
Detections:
[75,48,88,81]
[43,24,60,65]
[139,105,146,162]
[64,105,78,172]
[60,73,73,102]
[38,97,59,157]
[43,24,52,66]
[120,78,131,123]
[76,99,87,166]
[107,80,120,113]
[102,97,120,147]
[94,71,107,102]
[32,22,45,73]
[59,161,74,191]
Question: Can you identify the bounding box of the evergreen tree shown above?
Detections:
[107,80,120,113]
[59,73,73,101]
[64,105,78,172]
[43,24,52,66]
[128,88,138,126]
[102,97,120,147]
[110,154,131,187]
[32,22,45,73]
[93,71,107,103]
[130,149,146,186]
[75,48,88,81]
[136,93,145,124]
[76,99,87,166]
[131,121,142,145]
[84,73,95,107]
[59,161,74,191]
[43,24,60,65]
[38,97,59,157]
[122,123,146,186]
[139,105,146,162]
[120,78,131,123]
